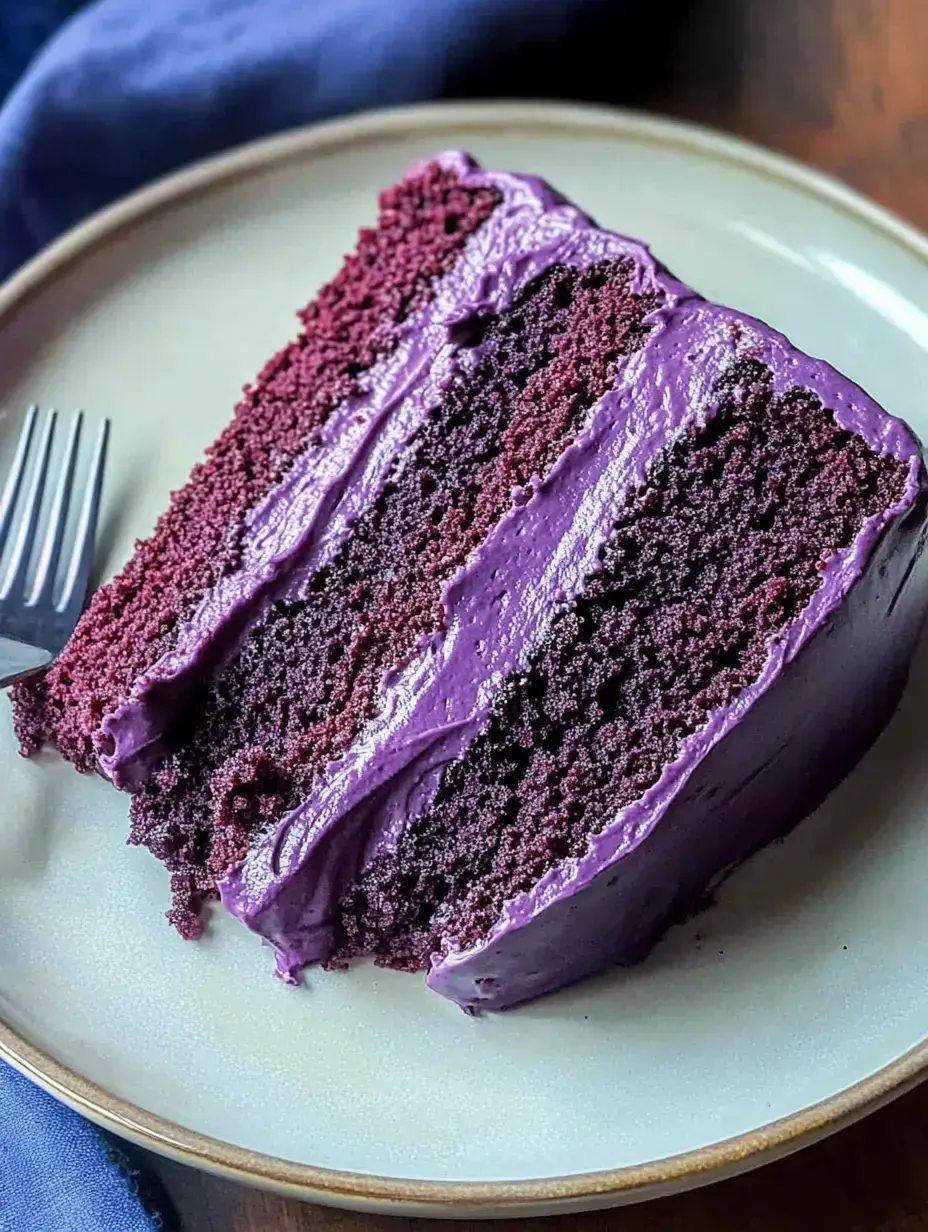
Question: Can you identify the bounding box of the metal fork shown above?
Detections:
[0,406,109,689]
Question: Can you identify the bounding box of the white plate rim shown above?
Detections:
[3,99,928,1215]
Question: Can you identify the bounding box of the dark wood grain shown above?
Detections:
[146,1,928,1227]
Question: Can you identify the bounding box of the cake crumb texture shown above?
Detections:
[127,258,660,936]
[330,358,908,970]
[12,162,500,771]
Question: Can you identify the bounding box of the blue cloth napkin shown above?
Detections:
[0,0,637,1228]
[0,1061,170,1230]
[0,0,628,284]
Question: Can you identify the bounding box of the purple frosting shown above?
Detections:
[100,152,675,786]
[105,152,928,1010]
[221,162,928,1009]
[218,164,697,965]
[221,283,928,1005]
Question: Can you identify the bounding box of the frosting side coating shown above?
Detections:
[428,485,928,1010]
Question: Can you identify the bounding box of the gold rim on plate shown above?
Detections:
[3,100,928,1214]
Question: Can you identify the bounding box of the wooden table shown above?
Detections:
[145,1,928,1227]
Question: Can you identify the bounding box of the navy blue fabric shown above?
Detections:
[0,0,636,1227]
[0,0,85,101]
[0,0,626,282]
[0,1060,168,1229]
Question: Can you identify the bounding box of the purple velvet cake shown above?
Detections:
[13,153,928,1012]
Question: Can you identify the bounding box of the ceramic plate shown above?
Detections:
[3,102,928,1217]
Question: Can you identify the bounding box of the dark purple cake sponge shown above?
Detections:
[328,360,913,977]
[12,163,499,774]
[429,493,928,1010]
[127,257,660,935]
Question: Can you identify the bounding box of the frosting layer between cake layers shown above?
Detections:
[213,166,697,966]
[218,164,928,1010]
[99,153,690,790]
[16,150,927,1014]
[12,153,503,776]
[424,321,928,1011]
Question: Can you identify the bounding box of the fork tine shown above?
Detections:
[29,410,84,606]
[0,408,57,603]
[0,405,38,553]
[59,418,109,615]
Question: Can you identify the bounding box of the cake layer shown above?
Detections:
[12,156,502,773]
[13,151,928,1015]
[97,155,590,791]
[220,301,927,1007]
[429,487,928,1012]
[333,357,916,981]
[119,165,694,936]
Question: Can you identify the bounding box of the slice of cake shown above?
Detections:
[13,153,928,1012]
